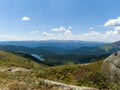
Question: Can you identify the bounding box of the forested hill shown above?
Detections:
[0,40,105,48]
[0,40,120,55]
[69,41,120,54]
[0,41,120,66]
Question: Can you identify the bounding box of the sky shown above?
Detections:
[0,0,120,42]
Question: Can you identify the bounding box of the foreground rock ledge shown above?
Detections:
[41,79,98,90]
[101,51,120,82]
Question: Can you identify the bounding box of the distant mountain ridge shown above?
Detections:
[0,40,106,49]
[0,40,120,55]
[69,41,120,54]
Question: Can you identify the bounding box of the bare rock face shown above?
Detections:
[41,79,98,90]
[101,51,120,82]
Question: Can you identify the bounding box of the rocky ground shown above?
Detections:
[0,67,98,90]
[40,79,98,90]
[101,51,120,82]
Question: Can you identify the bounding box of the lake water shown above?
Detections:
[31,54,44,61]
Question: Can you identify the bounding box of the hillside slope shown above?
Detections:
[0,50,46,69]
[70,41,120,54]
[38,60,120,89]
[0,50,99,90]
[0,50,49,89]
[0,50,119,90]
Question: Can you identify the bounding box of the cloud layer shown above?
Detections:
[39,22,120,42]
[103,17,120,38]
[2,17,120,42]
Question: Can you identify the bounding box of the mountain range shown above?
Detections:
[70,41,120,54]
[0,40,120,55]
[0,40,105,48]
[0,40,119,65]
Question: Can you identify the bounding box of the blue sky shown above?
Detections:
[0,0,120,42]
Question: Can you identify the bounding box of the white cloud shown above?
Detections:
[41,30,103,41]
[51,26,66,31]
[51,26,72,32]
[0,35,15,38]
[65,29,72,36]
[42,32,50,36]
[1,30,120,42]
[104,17,120,37]
[22,16,30,21]
[30,30,39,34]
[51,26,73,36]
[42,32,53,37]
[83,31,101,36]
[104,17,120,27]
[105,30,117,36]
[0,35,20,41]
[68,27,72,29]
[49,25,120,42]
[74,31,103,41]
[114,26,120,31]
[51,28,58,31]
[105,27,120,37]
[89,27,94,30]
[2,21,120,42]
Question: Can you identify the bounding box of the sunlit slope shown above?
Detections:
[0,50,46,69]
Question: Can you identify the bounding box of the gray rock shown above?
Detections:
[41,79,98,90]
[101,51,120,82]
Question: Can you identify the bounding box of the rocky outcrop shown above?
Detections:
[41,79,98,90]
[0,67,30,72]
[101,51,120,82]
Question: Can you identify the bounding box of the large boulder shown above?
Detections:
[101,51,120,82]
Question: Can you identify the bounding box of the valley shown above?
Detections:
[0,41,119,89]
[0,40,119,66]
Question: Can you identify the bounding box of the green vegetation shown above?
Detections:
[38,60,120,89]
[0,50,49,89]
[0,50,119,89]
[99,45,114,51]
[42,54,109,66]
[0,51,46,70]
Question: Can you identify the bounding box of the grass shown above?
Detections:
[0,50,48,89]
[99,45,113,51]
[0,50,119,89]
[37,60,120,89]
